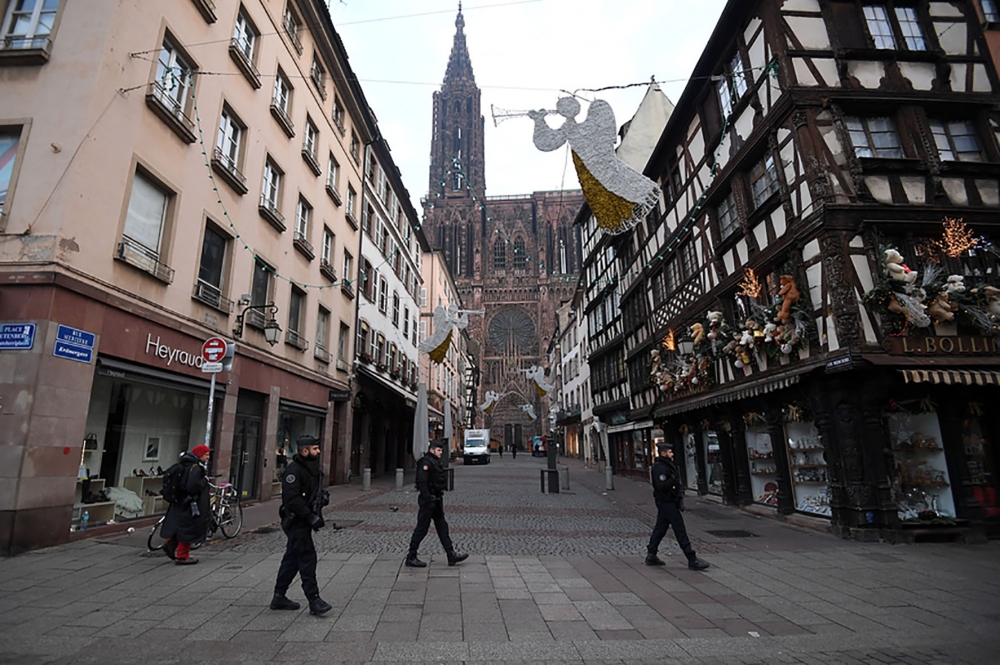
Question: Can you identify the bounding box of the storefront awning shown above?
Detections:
[655,372,807,418]
[900,369,1000,386]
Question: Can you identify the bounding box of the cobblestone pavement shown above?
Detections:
[1,455,998,664]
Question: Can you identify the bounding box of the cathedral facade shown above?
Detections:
[422,8,584,449]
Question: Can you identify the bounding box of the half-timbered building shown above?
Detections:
[600,0,1000,540]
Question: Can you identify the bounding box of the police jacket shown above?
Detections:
[415,452,446,500]
[650,455,682,503]
[281,454,322,524]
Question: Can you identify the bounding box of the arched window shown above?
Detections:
[513,237,527,269]
[493,239,507,270]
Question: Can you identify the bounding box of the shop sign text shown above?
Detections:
[145,333,204,368]
[885,336,998,355]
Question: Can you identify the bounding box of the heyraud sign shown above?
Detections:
[145,333,205,368]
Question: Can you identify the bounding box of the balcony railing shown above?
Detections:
[325,181,342,206]
[246,308,265,329]
[192,280,234,313]
[336,358,350,372]
[258,195,286,232]
[332,115,346,136]
[228,38,261,89]
[314,344,331,364]
[116,236,174,284]
[269,102,295,137]
[0,34,52,64]
[285,329,309,351]
[311,72,327,100]
[293,231,315,260]
[283,16,302,53]
[340,279,355,299]
[320,259,337,282]
[190,0,217,23]
[211,146,248,195]
[145,81,196,144]
[345,210,359,230]
[301,147,322,176]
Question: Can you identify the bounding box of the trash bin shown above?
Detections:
[446,467,455,491]
[539,468,560,494]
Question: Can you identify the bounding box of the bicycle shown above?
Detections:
[147,478,243,553]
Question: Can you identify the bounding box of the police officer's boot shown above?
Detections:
[446,550,469,566]
[270,594,300,611]
[405,554,427,568]
[308,596,332,616]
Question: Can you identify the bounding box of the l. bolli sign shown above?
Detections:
[884,336,999,355]
[145,333,205,368]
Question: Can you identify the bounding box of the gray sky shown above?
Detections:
[329,0,728,210]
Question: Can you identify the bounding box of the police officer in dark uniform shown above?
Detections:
[406,440,469,568]
[646,441,710,571]
[271,435,333,615]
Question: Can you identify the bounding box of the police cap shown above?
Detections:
[297,434,320,450]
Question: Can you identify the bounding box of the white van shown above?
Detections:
[463,429,491,465]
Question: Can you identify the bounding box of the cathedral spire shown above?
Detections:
[444,3,474,85]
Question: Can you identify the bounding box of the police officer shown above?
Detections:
[646,441,710,571]
[406,440,469,568]
[271,435,333,615]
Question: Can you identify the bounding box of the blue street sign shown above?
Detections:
[53,341,93,364]
[55,324,96,349]
[0,323,36,350]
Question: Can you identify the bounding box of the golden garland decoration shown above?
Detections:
[738,268,763,299]
[935,217,978,258]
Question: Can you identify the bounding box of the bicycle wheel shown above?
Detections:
[219,503,243,539]
[147,518,166,552]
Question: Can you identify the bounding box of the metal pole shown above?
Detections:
[395,468,403,490]
[204,372,216,447]
[605,466,614,491]
[363,468,371,491]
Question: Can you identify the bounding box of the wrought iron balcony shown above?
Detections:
[313,344,331,364]
[285,329,309,351]
[283,16,302,53]
[258,195,286,232]
[190,0,217,23]
[325,181,342,206]
[228,38,261,89]
[116,236,174,284]
[192,280,234,313]
[320,259,337,282]
[211,147,248,195]
[145,81,196,144]
[0,34,52,64]
[340,279,355,299]
[269,102,295,137]
[293,231,315,261]
[301,147,322,176]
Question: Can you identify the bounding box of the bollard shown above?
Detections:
[605,466,614,491]
[560,465,569,490]
[362,468,371,491]
[395,468,403,490]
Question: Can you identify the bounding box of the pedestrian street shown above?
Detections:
[0,455,997,664]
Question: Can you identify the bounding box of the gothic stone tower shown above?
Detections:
[423,6,584,447]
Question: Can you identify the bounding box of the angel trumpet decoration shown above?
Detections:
[480,390,505,415]
[526,97,659,235]
[419,304,482,364]
[523,365,553,397]
[520,403,537,422]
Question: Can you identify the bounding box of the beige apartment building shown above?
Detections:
[419,250,471,455]
[0,0,372,554]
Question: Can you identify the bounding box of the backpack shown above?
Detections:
[161,462,190,504]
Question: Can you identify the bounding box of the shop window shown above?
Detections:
[746,425,778,505]
[785,419,830,516]
[886,411,956,519]
[0,128,23,218]
[683,432,698,491]
[704,431,723,495]
[275,410,324,489]
[929,119,983,162]
[963,409,1000,517]
[84,374,210,518]
[845,116,903,158]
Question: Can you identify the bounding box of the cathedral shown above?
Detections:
[422,7,584,449]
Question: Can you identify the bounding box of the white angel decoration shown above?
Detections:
[528,97,660,235]
[419,303,470,364]
[523,365,553,397]
[520,403,537,422]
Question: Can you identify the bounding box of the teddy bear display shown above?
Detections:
[774,275,801,323]
[884,248,918,284]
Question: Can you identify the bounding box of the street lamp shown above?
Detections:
[677,334,695,357]
[233,302,282,347]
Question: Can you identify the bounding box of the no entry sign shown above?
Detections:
[202,336,228,363]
